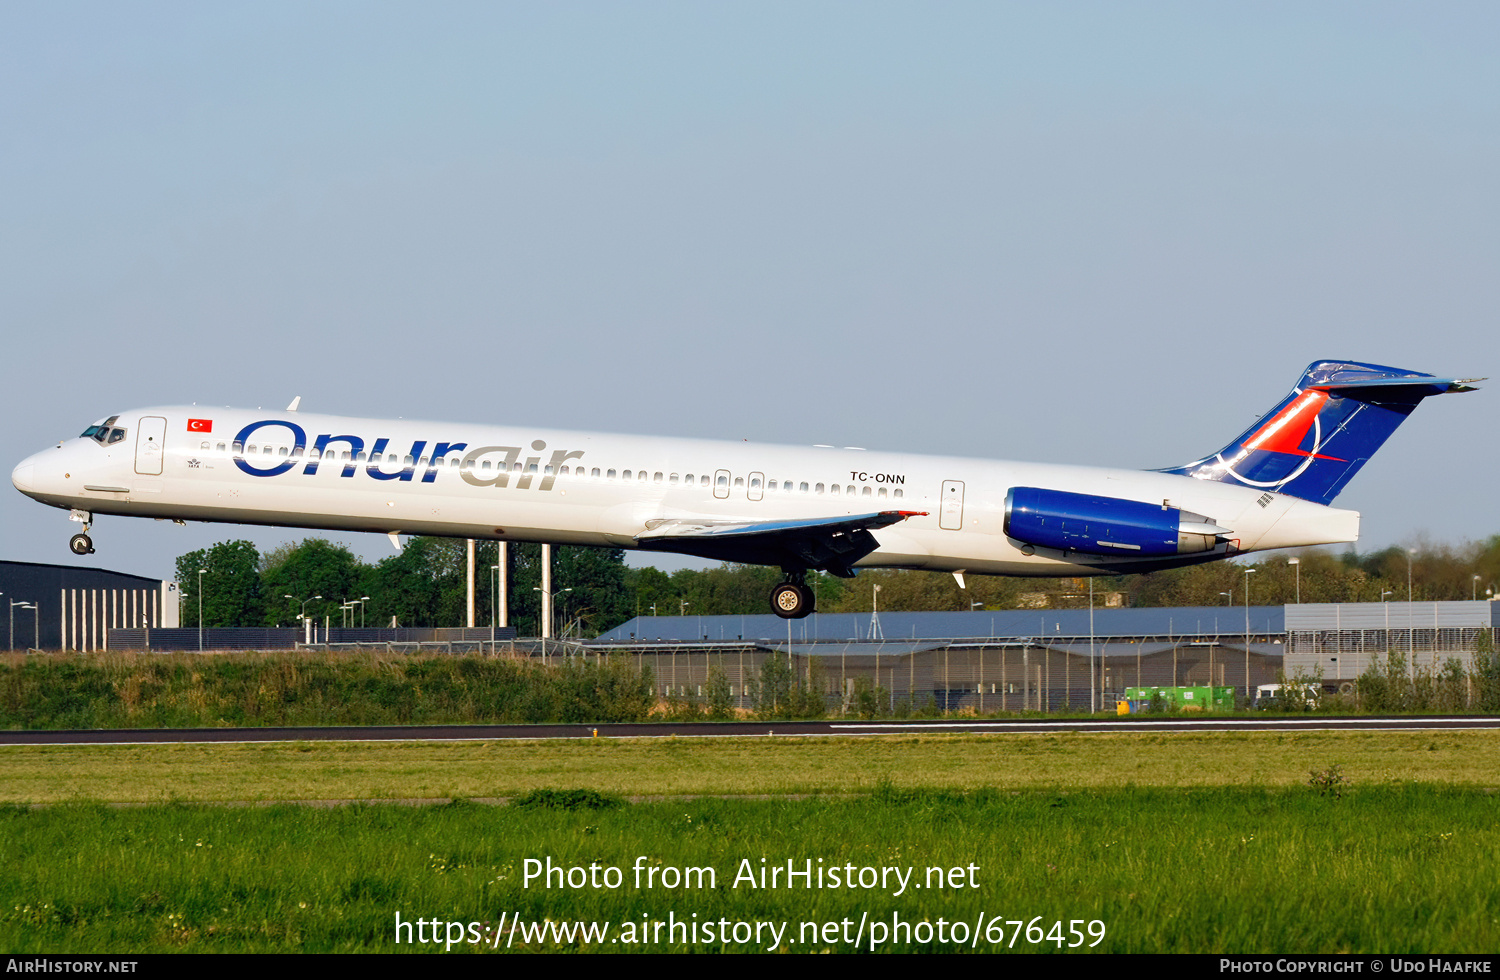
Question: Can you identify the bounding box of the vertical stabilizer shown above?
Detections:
[1159,360,1480,505]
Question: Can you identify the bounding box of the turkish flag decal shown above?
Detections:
[187,418,213,433]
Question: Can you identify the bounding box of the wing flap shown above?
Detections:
[636,510,927,574]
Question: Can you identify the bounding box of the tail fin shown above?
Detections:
[1160,360,1481,505]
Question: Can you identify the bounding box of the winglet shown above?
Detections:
[286,396,302,412]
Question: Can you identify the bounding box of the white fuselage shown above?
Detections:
[11,406,1360,574]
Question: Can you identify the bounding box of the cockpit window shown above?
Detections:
[80,415,127,446]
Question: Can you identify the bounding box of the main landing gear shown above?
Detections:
[770,572,815,620]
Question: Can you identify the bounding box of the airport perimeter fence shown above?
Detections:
[106,626,518,652]
[598,638,1290,715]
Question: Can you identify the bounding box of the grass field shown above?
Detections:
[2,730,1497,954]
[1,729,1495,803]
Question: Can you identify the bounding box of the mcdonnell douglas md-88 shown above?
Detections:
[10,361,1481,619]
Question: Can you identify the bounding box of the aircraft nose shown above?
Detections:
[11,459,35,493]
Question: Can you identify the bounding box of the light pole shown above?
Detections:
[1473,575,1481,601]
[1382,590,1393,658]
[287,595,322,644]
[490,564,500,644]
[1407,548,1416,669]
[17,604,37,651]
[358,596,371,628]
[1243,568,1256,701]
[197,568,207,652]
[1088,577,1096,714]
[9,598,31,651]
[1288,558,1300,604]
[533,587,572,660]
[1220,591,1232,606]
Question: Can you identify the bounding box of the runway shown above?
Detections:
[2,715,1497,745]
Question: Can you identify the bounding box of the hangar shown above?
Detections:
[0,559,177,651]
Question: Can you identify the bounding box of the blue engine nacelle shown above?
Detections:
[1004,487,1226,558]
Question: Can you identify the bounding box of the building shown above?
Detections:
[0,559,177,651]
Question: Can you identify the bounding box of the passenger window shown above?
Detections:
[800,482,809,493]
[544,465,554,475]
[217,443,227,453]
[750,477,762,490]
[639,471,648,482]
[734,477,744,488]
[670,473,679,484]
[831,485,840,496]
[591,468,601,478]
[622,470,631,480]
[894,489,903,498]
[862,486,872,497]
[654,472,663,483]
[200,441,210,450]
[877,487,887,498]
[815,483,825,494]
[716,475,727,487]
[340,452,350,461]
[481,460,492,471]
[278,447,288,457]
[701,475,710,486]
[233,441,243,453]
[526,462,537,473]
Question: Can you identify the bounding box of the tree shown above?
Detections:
[259,538,369,626]
[176,540,264,627]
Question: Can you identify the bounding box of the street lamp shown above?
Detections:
[285,595,323,644]
[197,568,207,652]
[490,564,501,643]
[359,596,371,628]
[9,598,32,651]
[1406,548,1416,666]
[1381,591,1393,653]
[533,587,572,659]
[1474,575,1481,601]
[1243,568,1256,700]
[1288,558,1300,604]
[1219,591,1232,606]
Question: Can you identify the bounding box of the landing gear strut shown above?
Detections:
[770,572,814,619]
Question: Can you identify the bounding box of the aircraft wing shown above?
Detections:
[634,510,927,575]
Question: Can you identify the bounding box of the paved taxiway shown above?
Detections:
[1,715,1496,745]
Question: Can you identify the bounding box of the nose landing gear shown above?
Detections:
[68,509,95,555]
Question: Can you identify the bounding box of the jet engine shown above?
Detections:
[1004,487,1230,558]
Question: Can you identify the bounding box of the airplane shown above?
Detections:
[9,360,1481,619]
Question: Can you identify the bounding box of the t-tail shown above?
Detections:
[1160,360,1482,505]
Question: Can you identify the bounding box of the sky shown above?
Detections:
[3,2,1496,582]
